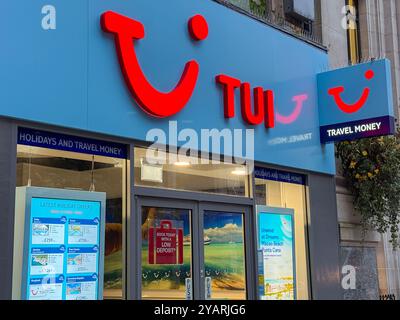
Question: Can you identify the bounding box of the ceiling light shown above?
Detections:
[174,161,191,166]
[231,167,247,176]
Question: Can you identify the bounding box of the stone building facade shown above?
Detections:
[222,0,400,299]
[318,0,400,300]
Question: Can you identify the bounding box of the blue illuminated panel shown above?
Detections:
[0,0,335,174]
[18,187,106,300]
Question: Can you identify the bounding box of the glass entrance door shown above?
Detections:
[135,198,251,300]
[140,203,195,300]
[201,204,248,300]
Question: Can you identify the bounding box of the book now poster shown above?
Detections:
[257,207,296,300]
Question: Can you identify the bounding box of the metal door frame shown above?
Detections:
[129,194,255,300]
[131,196,200,299]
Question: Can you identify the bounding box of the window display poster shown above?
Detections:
[257,208,296,300]
[24,195,103,300]
[148,220,184,265]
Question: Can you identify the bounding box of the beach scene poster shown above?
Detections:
[203,211,246,300]
[258,210,295,300]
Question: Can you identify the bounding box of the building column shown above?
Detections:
[307,173,342,299]
[0,118,17,299]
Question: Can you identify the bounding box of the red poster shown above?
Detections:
[148,220,183,265]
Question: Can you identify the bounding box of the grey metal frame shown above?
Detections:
[0,118,17,299]
[134,186,254,206]
[131,191,255,300]
[135,197,200,299]
[18,186,106,300]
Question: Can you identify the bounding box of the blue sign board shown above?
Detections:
[0,0,335,174]
[18,187,106,300]
[254,167,306,185]
[318,59,395,143]
[18,127,127,159]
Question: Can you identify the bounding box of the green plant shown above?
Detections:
[336,135,400,248]
[249,0,267,17]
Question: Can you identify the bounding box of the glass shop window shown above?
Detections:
[15,143,127,299]
[255,167,310,300]
[134,147,251,197]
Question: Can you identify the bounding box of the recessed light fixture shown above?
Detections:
[174,161,191,167]
[231,167,247,176]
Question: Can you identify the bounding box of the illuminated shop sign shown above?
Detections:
[18,127,127,159]
[100,10,316,130]
[103,11,394,146]
[318,59,395,143]
[102,11,275,128]
[255,167,306,185]
[0,0,336,174]
[0,1,390,178]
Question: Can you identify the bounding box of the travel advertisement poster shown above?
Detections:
[257,207,296,300]
[22,190,105,300]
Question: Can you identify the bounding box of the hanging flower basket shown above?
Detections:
[336,134,400,248]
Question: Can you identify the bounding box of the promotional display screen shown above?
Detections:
[25,197,102,300]
[257,209,296,300]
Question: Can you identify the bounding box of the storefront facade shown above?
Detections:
[0,0,341,300]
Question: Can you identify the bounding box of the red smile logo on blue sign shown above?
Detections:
[101,11,208,118]
[318,59,395,143]
[102,11,277,128]
[328,69,374,114]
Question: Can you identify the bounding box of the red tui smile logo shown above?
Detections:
[328,69,374,114]
[101,11,208,118]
